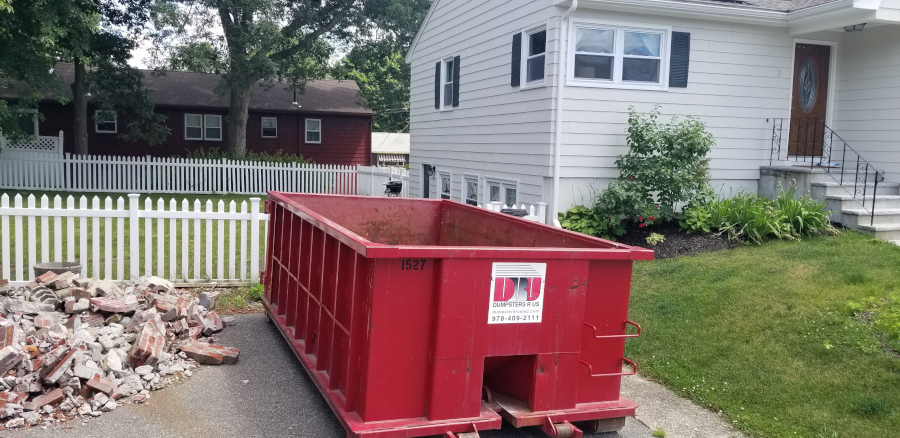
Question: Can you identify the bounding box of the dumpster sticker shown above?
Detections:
[488,263,546,324]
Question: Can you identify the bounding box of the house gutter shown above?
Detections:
[552,0,578,227]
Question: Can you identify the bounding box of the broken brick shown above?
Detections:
[41,348,76,385]
[0,347,25,375]
[22,388,64,411]
[180,340,239,365]
[90,297,138,314]
[34,271,58,285]
[85,376,117,396]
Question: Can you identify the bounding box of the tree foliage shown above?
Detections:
[332,0,431,132]
[0,0,167,152]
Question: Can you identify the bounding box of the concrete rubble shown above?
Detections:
[0,272,240,429]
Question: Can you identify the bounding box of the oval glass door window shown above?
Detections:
[799,58,818,112]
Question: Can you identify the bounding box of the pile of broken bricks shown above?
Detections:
[0,271,240,429]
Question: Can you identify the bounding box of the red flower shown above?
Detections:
[639,223,645,228]
[638,216,643,221]
[656,205,659,209]
[650,216,655,221]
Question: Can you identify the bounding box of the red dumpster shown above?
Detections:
[262,193,653,438]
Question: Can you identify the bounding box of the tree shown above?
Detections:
[0,0,167,153]
[152,0,364,157]
[166,42,227,74]
[333,43,410,132]
[332,0,430,132]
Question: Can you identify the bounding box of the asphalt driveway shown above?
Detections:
[6,313,741,438]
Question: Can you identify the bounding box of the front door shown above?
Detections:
[789,43,831,157]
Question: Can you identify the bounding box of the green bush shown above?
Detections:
[184,146,313,164]
[680,184,833,244]
[560,107,714,238]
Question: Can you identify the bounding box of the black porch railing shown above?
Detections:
[769,117,885,226]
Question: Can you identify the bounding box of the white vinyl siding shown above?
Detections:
[832,24,900,183]
[408,0,559,205]
[557,11,841,209]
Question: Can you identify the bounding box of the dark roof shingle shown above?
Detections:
[2,63,372,115]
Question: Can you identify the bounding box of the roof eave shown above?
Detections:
[556,0,788,26]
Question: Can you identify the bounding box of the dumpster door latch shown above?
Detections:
[540,417,583,438]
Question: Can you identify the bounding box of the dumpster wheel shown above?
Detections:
[456,433,480,438]
[552,423,576,438]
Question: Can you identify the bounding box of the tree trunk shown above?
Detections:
[226,85,251,157]
[71,58,89,155]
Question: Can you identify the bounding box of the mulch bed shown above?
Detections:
[612,221,737,259]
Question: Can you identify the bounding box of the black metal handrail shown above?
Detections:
[769,117,885,226]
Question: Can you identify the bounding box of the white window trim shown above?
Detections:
[484,178,519,206]
[204,115,222,141]
[305,118,322,144]
[439,57,455,111]
[567,20,671,91]
[185,113,203,140]
[461,174,480,206]
[261,116,278,139]
[438,171,452,200]
[94,110,117,134]
[521,25,548,89]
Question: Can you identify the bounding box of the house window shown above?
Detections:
[261,117,277,138]
[439,173,451,199]
[95,110,117,133]
[204,115,222,141]
[185,114,222,140]
[525,28,546,84]
[487,180,518,206]
[571,24,667,89]
[464,177,479,206]
[185,114,203,140]
[16,112,37,136]
[442,58,454,109]
[306,119,321,143]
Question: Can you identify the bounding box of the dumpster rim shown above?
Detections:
[267,192,654,261]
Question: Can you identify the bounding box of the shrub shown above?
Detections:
[680,184,833,244]
[560,107,714,238]
[645,232,666,246]
[184,146,313,164]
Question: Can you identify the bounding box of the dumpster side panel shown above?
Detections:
[577,260,635,404]
[358,258,437,422]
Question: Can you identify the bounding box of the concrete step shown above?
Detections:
[762,165,879,184]
[856,224,900,241]
[840,209,900,228]
[811,181,900,198]
[824,194,900,210]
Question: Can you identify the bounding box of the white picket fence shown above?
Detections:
[356,165,411,197]
[480,202,548,223]
[0,193,269,286]
[0,154,359,195]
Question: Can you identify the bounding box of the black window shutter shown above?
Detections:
[669,32,691,88]
[452,55,461,107]
[511,33,522,87]
[434,61,441,109]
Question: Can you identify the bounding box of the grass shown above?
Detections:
[627,231,900,437]
[0,189,268,281]
[193,283,264,313]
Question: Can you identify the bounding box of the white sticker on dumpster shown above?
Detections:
[488,263,546,324]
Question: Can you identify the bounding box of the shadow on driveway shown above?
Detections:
[10,313,651,438]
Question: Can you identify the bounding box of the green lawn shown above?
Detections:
[627,231,900,437]
[0,189,268,282]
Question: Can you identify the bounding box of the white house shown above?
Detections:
[405,0,900,226]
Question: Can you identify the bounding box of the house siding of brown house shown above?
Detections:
[6,64,374,166]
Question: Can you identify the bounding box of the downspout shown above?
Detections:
[552,0,578,226]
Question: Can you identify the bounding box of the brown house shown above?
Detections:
[3,64,374,166]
